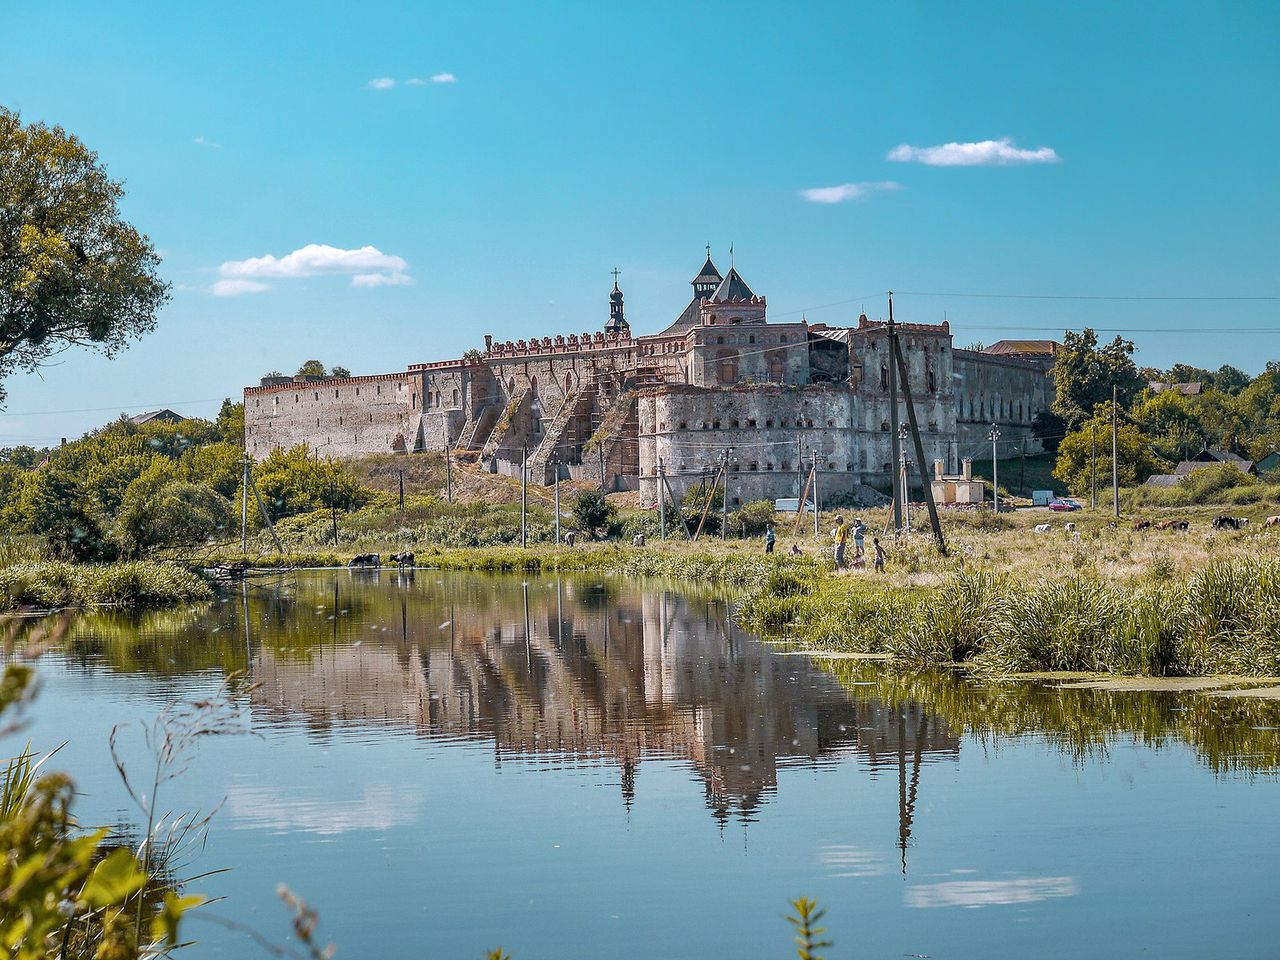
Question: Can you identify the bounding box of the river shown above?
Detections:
[13,570,1280,958]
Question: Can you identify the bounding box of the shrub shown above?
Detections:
[732,500,777,537]
[570,490,614,532]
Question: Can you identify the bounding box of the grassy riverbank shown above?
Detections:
[740,556,1280,677]
[0,559,211,611]
[203,542,822,587]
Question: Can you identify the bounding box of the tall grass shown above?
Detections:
[0,561,210,612]
[741,557,1280,677]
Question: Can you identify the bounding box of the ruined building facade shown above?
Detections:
[244,254,1054,507]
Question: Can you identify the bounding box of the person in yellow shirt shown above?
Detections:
[832,515,849,569]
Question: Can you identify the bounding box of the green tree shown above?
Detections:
[0,445,45,468]
[571,489,614,531]
[1053,403,1164,495]
[1050,328,1145,430]
[215,398,245,445]
[116,480,234,557]
[0,109,168,405]
[330,365,352,379]
[12,468,113,560]
[296,360,327,377]
[184,441,243,498]
[1133,388,1205,462]
[252,445,368,522]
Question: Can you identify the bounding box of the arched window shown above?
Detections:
[880,364,888,389]
[452,389,459,405]
[530,375,538,396]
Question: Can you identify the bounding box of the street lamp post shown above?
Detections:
[988,423,1002,514]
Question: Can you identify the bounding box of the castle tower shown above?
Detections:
[605,268,629,335]
[699,255,766,326]
[692,246,722,300]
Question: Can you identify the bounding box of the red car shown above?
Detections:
[1049,498,1083,512]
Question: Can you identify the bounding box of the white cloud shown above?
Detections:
[367,76,396,90]
[228,784,422,835]
[429,72,456,84]
[216,243,411,292]
[799,181,902,204]
[211,278,269,297]
[352,271,414,288]
[887,137,1061,167]
[193,135,220,148]
[905,876,1079,909]
[405,77,426,86]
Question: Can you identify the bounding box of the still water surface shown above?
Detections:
[19,571,1280,958]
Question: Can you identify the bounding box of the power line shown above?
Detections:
[0,397,226,419]
[895,291,1280,302]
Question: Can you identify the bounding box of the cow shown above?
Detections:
[1212,516,1248,531]
[1034,523,1052,534]
[348,553,381,567]
[631,534,646,546]
[564,530,578,546]
[1155,519,1189,531]
[1065,522,1077,534]
[1266,516,1280,528]
[389,551,415,567]
[1132,520,1152,531]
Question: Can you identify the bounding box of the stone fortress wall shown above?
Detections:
[244,252,1055,506]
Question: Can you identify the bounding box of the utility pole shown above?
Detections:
[720,448,731,541]
[521,444,528,548]
[445,443,453,504]
[598,444,606,494]
[797,437,804,502]
[812,450,820,538]
[1090,422,1097,510]
[899,424,910,533]
[988,423,1001,513]
[658,458,666,541]
[241,453,250,553]
[553,459,561,545]
[330,476,339,546]
[1112,384,1120,518]
[398,468,405,512]
[887,293,903,531]
[890,328,947,554]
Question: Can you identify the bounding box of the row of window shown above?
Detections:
[653,457,895,475]
[662,416,819,431]
[252,382,403,408]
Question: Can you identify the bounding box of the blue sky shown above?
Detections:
[2,0,1277,445]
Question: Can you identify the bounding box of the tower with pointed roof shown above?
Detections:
[604,268,629,335]
[699,256,766,327]
[658,249,724,336]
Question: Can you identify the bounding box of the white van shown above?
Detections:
[774,498,816,514]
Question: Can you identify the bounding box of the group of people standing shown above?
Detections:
[762,515,886,572]
[831,516,884,572]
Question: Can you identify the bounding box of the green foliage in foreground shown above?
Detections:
[1,664,199,959]
[739,556,1280,676]
[0,559,211,611]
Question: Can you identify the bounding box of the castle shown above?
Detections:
[244,252,1055,508]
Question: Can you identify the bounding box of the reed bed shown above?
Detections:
[0,560,211,611]
[739,557,1280,677]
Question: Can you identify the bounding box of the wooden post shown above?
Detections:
[1112,384,1120,518]
[521,444,528,548]
[812,450,820,538]
[241,453,249,554]
[445,443,453,503]
[658,458,666,542]
[553,459,561,545]
[887,293,903,531]
[692,462,725,542]
[398,469,405,512]
[891,334,947,555]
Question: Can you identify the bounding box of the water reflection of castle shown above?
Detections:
[247,576,959,825]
